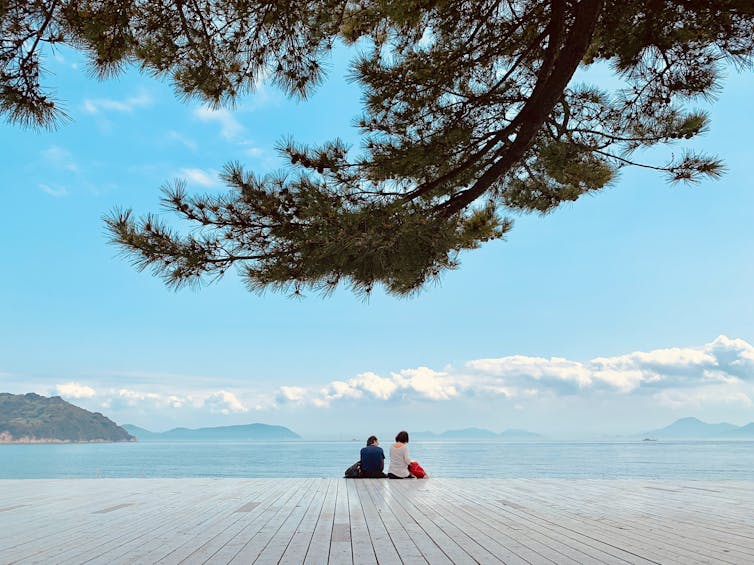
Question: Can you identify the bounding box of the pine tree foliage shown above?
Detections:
[4,1,754,295]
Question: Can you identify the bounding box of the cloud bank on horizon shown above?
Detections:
[3,335,748,432]
[276,335,754,407]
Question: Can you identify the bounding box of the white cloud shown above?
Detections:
[88,387,254,416]
[327,380,364,400]
[271,335,754,408]
[706,335,754,378]
[245,83,281,111]
[350,372,398,400]
[56,382,96,398]
[166,395,188,409]
[465,336,754,395]
[167,131,198,151]
[204,390,247,414]
[42,145,77,172]
[38,183,69,197]
[591,347,715,375]
[276,366,459,408]
[392,367,458,400]
[48,336,754,428]
[180,168,218,187]
[278,386,308,402]
[589,368,645,393]
[119,389,161,402]
[653,387,753,410]
[193,106,243,140]
[82,93,153,114]
[240,142,279,170]
[468,355,592,392]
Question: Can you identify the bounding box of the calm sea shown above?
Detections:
[2,440,753,480]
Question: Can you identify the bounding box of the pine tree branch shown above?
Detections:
[19,0,59,73]
[439,0,604,216]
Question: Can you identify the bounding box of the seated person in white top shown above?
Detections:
[387,430,413,479]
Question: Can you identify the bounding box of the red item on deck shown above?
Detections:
[408,461,427,478]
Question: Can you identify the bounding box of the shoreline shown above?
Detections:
[0,436,136,444]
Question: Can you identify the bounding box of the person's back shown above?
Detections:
[360,435,386,478]
[387,430,412,479]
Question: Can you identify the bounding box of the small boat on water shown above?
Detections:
[642,437,658,442]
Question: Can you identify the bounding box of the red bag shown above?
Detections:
[408,461,427,478]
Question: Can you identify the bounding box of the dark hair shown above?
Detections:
[395,430,409,443]
[366,435,378,446]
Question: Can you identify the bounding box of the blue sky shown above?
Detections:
[1,44,753,438]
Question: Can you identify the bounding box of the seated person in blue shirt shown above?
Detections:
[360,435,386,478]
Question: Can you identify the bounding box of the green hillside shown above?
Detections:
[0,393,134,443]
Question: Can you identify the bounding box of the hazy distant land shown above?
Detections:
[413,427,543,440]
[416,418,754,441]
[0,392,134,443]
[4,392,754,443]
[643,417,754,439]
[123,423,302,441]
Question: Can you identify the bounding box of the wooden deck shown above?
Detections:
[1,478,753,564]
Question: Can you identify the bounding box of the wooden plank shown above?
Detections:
[3,479,205,563]
[395,488,511,565]
[72,479,253,565]
[226,478,315,563]
[205,479,309,564]
[235,501,260,513]
[416,479,561,565]
[138,479,292,564]
[36,479,250,564]
[302,478,337,565]
[1,478,753,565]
[345,479,378,565]
[361,479,428,564]
[0,479,150,550]
[590,481,754,552]
[382,480,505,565]
[92,503,135,514]
[495,479,744,564]
[378,482,454,564]
[0,505,28,512]
[479,480,677,564]
[279,479,332,565]
[460,480,646,564]
[252,479,326,565]
[328,478,353,565]
[350,480,402,565]
[480,479,721,565]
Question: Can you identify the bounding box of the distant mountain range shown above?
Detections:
[0,392,134,443]
[123,423,301,441]
[8,390,746,444]
[644,417,754,439]
[412,427,542,440]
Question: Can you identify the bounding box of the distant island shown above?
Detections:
[123,423,301,441]
[643,417,754,439]
[412,427,542,440]
[0,392,134,443]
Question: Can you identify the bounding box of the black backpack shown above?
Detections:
[344,461,362,478]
